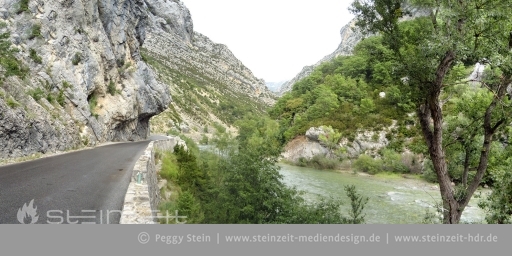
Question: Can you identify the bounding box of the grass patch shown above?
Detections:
[28,24,42,40]
[159,151,179,181]
[29,48,42,64]
[88,92,99,118]
[57,90,65,107]
[6,97,20,108]
[16,0,30,14]
[62,80,72,89]
[107,80,116,96]
[29,87,44,101]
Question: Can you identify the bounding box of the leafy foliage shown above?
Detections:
[158,116,369,224]
[349,0,512,223]
[269,35,417,145]
[0,32,28,79]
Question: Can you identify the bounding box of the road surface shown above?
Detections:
[0,136,167,224]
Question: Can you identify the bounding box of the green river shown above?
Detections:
[278,163,490,224]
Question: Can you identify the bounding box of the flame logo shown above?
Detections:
[17,199,39,224]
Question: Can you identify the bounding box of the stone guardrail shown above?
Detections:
[119,136,185,224]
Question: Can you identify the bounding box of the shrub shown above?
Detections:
[62,81,72,89]
[46,93,54,103]
[213,122,226,134]
[29,48,42,64]
[88,92,98,115]
[116,58,125,68]
[107,80,116,96]
[57,90,65,107]
[160,151,179,181]
[17,0,30,14]
[71,52,82,65]
[296,154,341,170]
[381,149,409,173]
[28,24,41,40]
[141,52,148,62]
[0,33,28,78]
[29,88,44,101]
[421,159,438,183]
[353,154,382,174]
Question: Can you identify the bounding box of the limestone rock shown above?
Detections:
[281,136,328,163]
[305,127,327,142]
[143,0,275,106]
[340,130,390,158]
[179,123,190,133]
[0,0,170,160]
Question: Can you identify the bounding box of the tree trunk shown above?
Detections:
[419,57,510,223]
[462,145,471,187]
[417,50,462,224]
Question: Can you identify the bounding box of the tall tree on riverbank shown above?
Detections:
[350,0,512,223]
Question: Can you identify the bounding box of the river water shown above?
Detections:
[278,163,489,224]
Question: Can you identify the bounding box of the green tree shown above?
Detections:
[175,190,204,224]
[479,147,512,224]
[304,85,339,120]
[235,114,283,158]
[350,0,512,223]
[318,125,343,158]
[173,144,208,197]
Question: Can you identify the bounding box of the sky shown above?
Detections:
[182,0,355,83]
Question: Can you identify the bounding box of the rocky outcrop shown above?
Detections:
[282,124,394,163]
[305,127,328,143]
[0,0,170,159]
[281,136,329,163]
[340,130,390,158]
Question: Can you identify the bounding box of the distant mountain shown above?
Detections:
[266,81,287,92]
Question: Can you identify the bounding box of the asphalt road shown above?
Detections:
[0,137,166,224]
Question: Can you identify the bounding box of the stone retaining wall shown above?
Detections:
[119,136,186,224]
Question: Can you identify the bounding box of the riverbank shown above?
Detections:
[278,162,490,224]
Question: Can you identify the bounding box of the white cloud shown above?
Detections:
[182,0,355,82]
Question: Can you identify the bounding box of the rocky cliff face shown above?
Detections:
[143,0,274,106]
[0,0,169,160]
[143,0,275,140]
[278,19,363,95]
